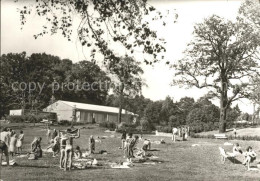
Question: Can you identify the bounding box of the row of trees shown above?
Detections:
[0,51,257,132]
[0,52,144,122]
[4,0,260,133]
[0,52,109,117]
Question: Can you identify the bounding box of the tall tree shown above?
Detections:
[16,0,172,65]
[64,60,110,104]
[239,0,260,29]
[172,15,260,133]
[109,56,144,123]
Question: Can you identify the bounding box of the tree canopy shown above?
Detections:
[172,14,260,132]
[16,0,173,65]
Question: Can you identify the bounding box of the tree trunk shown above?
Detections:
[118,83,124,124]
[118,102,122,124]
[219,77,228,133]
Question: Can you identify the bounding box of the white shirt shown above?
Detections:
[173,128,178,134]
[0,131,10,145]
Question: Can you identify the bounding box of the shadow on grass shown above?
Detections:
[16,164,52,168]
[227,157,242,164]
[149,149,160,151]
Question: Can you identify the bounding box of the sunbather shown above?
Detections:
[74,146,82,160]
[242,146,257,170]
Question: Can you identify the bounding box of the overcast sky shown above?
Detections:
[2,0,255,113]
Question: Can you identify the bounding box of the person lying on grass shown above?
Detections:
[242,146,257,170]
[61,128,80,171]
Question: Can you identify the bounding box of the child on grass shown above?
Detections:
[16,130,24,154]
[89,135,95,154]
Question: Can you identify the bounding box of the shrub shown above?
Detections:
[6,115,25,123]
[99,122,116,130]
[140,119,152,131]
[118,122,128,130]
[58,120,71,126]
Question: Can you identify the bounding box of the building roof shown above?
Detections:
[59,100,134,115]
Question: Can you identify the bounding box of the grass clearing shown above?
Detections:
[0,125,260,181]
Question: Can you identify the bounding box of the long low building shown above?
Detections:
[43,100,136,123]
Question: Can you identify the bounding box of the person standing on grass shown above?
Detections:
[59,131,67,169]
[9,131,17,158]
[0,128,10,166]
[46,127,51,144]
[63,128,80,171]
[172,127,178,142]
[51,129,58,142]
[125,134,139,163]
[121,130,127,149]
[89,135,95,154]
[16,130,24,154]
[233,128,237,138]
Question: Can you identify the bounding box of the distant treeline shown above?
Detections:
[1,52,243,132]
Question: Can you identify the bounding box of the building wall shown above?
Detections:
[76,110,120,123]
[43,101,73,122]
[43,101,135,123]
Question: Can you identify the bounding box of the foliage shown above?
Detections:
[172,14,260,132]
[155,125,172,133]
[239,0,260,29]
[0,52,110,117]
[140,118,153,131]
[16,0,172,65]
[144,101,162,124]
[109,56,144,123]
[7,114,45,123]
[187,102,220,133]
[99,121,116,130]
[191,133,260,141]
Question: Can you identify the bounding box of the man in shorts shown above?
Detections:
[0,128,10,166]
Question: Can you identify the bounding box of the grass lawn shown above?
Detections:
[198,127,260,137]
[0,124,260,181]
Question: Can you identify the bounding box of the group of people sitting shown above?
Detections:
[0,128,24,166]
[229,143,257,170]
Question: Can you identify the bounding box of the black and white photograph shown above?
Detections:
[0,0,260,180]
